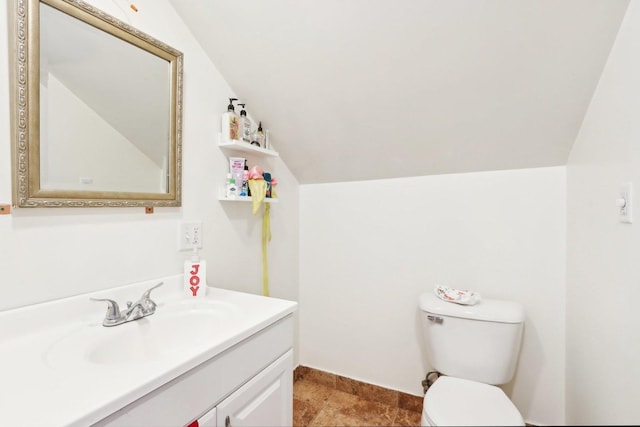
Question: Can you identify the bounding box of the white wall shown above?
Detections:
[0,0,299,317]
[299,167,566,425]
[566,1,640,424]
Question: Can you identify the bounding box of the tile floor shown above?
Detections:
[293,366,423,427]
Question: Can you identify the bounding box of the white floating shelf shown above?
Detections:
[217,188,278,203]
[218,195,279,203]
[218,135,279,158]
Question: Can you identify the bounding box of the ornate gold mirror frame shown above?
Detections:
[8,0,183,207]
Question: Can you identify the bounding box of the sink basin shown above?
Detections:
[45,298,240,368]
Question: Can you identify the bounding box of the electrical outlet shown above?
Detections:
[179,221,203,250]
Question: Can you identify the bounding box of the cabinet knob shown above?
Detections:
[225,415,231,427]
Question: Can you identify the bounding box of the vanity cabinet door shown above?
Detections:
[216,350,293,427]
[187,406,217,427]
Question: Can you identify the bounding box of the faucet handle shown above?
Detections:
[141,282,163,299]
[139,282,163,312]
[90,298,122,325]
[142,282,164,298]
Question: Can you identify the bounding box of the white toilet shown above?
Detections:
[418,292,525,426]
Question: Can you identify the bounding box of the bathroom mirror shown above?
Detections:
[8,0,183,207]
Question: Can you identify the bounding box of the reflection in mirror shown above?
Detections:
[9,0,183,207]
[40,2,171,193]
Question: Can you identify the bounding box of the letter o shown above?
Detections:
[190,275,200,286]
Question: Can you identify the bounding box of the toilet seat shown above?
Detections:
[423,376,524,426]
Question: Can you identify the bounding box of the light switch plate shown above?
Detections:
[179,221,203,250]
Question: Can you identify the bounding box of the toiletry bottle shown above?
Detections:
[184,247,206,298]
[238,103,252,144]
[225,173,238,198]
[243,160,251,197]
[229,157,245,196]
[221,98,240,143]
[241,163,249,197]
[251,121,266,147]
[229,178,238,199]
[263,172,272,198]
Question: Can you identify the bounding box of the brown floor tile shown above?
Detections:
[336,375,359,394]
[336,375,399,407]
[361,383,398,407]
[293,398,320,427]
[294,366,424,427]
[324,389,398,426]
[308,407,372,427]
[294,365,310,382]
[398,391,423,412]
[303,367,337,388]
[294,379,335,407]
[394,407,422,426]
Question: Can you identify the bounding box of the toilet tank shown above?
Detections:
[419,292,524,385]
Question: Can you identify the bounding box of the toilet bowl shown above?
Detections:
[421,376,524,426]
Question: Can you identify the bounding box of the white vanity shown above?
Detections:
[0,276,297,426]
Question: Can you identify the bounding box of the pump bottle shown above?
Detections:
[184,247,206,298]
[221,98,240,144]
[238,103,252,144]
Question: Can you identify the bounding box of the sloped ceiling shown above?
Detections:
[169,0,629,184]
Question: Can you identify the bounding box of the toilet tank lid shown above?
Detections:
[419,292,524,323]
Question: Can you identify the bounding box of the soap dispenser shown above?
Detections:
[238,103,252,144]
[184,247,206,298]
[221,98,240,144]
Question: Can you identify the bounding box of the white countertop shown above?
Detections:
[0,276,297,427]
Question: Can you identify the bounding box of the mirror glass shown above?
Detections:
[9,0,183,207]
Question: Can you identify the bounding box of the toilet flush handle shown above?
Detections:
[427,315,443,324]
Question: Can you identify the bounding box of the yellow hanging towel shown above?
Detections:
[248,179,273,296]
[261,203,271,297]
[248,179,267,215]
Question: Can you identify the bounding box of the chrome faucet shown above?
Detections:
[91,282,163,327]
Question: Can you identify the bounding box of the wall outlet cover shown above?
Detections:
[179,221,203,250]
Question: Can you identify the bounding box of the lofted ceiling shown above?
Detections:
[169,0,630,184]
